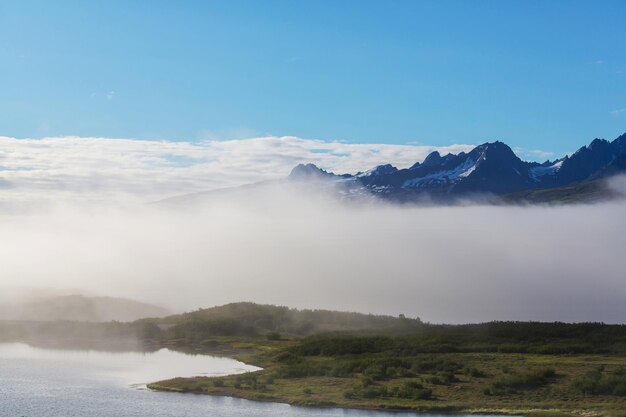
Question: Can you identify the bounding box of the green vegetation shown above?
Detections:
[6,302,626,355]
[484,368,556,396]
[575,366,626,396]
[156,302,424,341]
[141,305,626,416]
[269,322,626,355]
[149,342,626,416]
[4,302,626,415]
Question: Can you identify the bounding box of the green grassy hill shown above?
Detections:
[156,302,423,341]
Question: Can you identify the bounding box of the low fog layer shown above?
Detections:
[1,180,625,324]
[0,292,170,322]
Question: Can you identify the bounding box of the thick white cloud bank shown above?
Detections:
[0,135,472,208]
[1,135,624,324]
[1,185,625,324]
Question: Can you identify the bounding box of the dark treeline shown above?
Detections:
[3,303,626,355]
[287,321,626,356]
[156,304,626,355]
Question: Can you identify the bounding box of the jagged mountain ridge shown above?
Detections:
[289,132,626,201]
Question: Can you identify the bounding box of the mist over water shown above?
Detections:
[2,180,625,324]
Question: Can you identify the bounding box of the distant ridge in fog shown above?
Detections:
[4,294,171,323]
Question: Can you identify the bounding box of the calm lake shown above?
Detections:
[0,343,499,417]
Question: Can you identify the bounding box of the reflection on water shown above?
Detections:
[0,343,505,417]
[0,342,259,386]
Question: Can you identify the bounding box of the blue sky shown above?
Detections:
[1,0,625,157]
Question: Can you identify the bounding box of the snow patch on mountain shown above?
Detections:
[402,158,477,188]
[529,160,564,181]
[356,164,398,178]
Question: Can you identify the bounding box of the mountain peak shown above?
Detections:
[476,141,518,159]
[359,164,398,177]
[588,138,609,150]
[288,163,334,180]
[479,140,508,149]
[421,151,442,167]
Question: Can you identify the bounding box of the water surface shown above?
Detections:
[0,342,502,417]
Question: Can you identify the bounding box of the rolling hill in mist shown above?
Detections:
[158,302,424,338]
[1,294,170,322]
[6,302,626,356]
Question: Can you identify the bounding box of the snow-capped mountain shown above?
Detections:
[288,132,626,202]
[160,132,626,207]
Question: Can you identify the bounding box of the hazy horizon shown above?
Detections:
[2,174,625,324]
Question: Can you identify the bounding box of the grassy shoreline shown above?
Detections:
[147,339,626,417]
